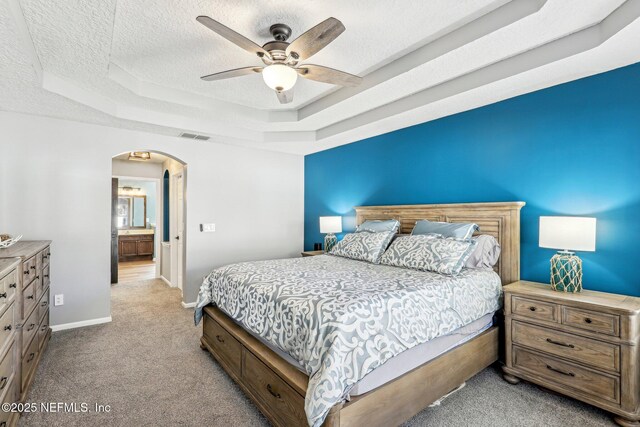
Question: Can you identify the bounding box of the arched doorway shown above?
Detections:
[110,151,187,298]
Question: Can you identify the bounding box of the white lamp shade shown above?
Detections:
[320,216,342,234]
[539,216,596,252]
[262,64,298,91]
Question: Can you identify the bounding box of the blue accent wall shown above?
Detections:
[304,62,640,296]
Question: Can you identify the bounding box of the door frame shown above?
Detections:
[112,175,162,280]
[170,171,186,292]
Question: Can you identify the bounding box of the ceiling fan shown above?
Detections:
[196,16,362,104]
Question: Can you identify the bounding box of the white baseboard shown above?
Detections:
[159,275,173,287]
[51,316,112,332]
[181,301,196,308]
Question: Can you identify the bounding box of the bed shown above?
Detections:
[196,202,525,427]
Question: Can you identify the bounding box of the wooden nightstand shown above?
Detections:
[301,250,325,257]
[502,281,640,426]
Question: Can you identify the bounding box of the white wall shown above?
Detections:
[0,111,304,327]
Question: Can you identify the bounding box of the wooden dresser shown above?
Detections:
[503,281,640,426]
[0,241,52,427]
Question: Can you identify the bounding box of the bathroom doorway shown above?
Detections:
[110,151,187,292]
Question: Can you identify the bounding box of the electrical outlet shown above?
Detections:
[54,294,64,306]
[200,223,216,232]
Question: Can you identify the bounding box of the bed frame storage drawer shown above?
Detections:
[202,314,242,377]
[243,350,307,427]
[512,321,620,372]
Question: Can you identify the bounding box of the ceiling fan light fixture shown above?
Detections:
[262,64,297,92]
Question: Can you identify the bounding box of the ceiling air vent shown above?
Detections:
[179,132,210,141]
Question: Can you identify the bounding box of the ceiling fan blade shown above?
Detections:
[196,16,270,58]
[297,64,361,87]
[285,17,345,61]
[276,89,294,104]
[201,66,263,81]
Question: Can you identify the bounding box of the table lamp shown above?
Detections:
[320,216,342,253]
[539,216,596,293]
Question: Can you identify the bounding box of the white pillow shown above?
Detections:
[464,235,501,268]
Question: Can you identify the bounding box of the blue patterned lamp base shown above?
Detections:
[550,251,583,293]
[324,233,338,253]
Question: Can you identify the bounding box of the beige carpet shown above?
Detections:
[21,279,614,426]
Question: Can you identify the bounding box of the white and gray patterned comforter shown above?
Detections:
[194,254,502,427]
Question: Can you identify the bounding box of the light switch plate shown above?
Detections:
[54,294,64,306]
[200,223,216,232]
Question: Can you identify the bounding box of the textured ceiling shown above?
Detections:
[1,0,639,155]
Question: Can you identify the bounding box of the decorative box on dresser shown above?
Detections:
[502,281,640,427]
[0,241,52,427]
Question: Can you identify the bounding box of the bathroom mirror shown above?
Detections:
[117,195,147,228]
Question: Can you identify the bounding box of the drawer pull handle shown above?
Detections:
[546,338,574,348]
[546,364,575,377]
[584,318,592,324]
[27,352,35,362]
[9,283,16,288]
[27,295,34,300]
[215,335,225,343]
[36,275,39,280]
[3,325,11,331]
[529,306,536,311]
[41,325,48,331]
[41,301,48,307]
[27,323,35,331]
[24,271,29,275]
[44,274,49,278]
[266,384,281,399]
[0,376,7,390]
[0,292,6,298]
[30,266,36,270]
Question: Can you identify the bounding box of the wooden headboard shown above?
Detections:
[354,202,526,285]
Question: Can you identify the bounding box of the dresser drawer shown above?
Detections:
[1,375,17,416]
[21,336,38,391]
[22,256,36,286]
[38,291,49,322]
[512,321,619,372]
[0,342,14,397]
[21,306,39,356]
[513,346,619,404]
[512,296,558,322]
[203,315,241,377]
[41,264,50,294]
[22,280,37,320]
[243,350,307,427]
[562,307,619,337]
[0,304,15,351]
[0,269,17,311]
[41,247,51,269]
[38,311,49,349]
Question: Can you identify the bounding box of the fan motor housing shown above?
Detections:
[269,23,292,41]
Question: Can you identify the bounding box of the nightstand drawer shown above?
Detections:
[512,321,619,372]
[511,296,558,322]
[513,347,620,404]
[562,307,619,337]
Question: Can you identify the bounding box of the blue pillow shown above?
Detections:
[411,220,478,239]
[356,219,400,233]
